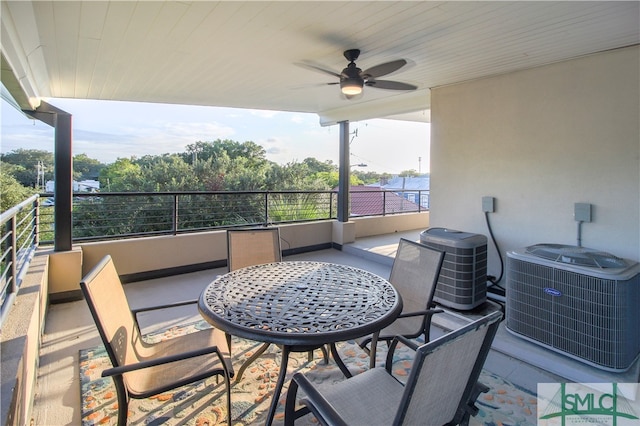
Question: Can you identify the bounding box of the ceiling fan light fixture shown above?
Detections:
[341,79,363,95]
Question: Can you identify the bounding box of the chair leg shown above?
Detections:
[459,381,490,425]
[284,376,299,426]
[113,376,129,426]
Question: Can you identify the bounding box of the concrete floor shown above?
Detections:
[32,230,639,425]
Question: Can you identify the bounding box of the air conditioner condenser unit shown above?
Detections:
[420,228,487,310]
[506,244,640,372]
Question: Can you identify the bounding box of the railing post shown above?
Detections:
[330,192,334,219]
[8,217,17,294]
[172,194,179,235]
[264,192,269,226]
[34,199,40,246]
[382,191,387,216]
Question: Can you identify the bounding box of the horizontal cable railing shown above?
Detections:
[37,189,429,244]
[1,189,428,324]
[0,195,39,325]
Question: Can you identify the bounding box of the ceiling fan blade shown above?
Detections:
[366,80,417,91]
[362,59,407,78]
[295,62,342,78]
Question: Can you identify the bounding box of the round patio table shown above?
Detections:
[198,260,402,426]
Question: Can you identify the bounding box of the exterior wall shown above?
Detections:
[80,230,228,277]
[430,46,640,278]
[79,222,335,279]
[0,252,48,426]
[352,212,429,237]
[59,216,425,294]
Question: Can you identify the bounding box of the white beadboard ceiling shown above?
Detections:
[2,1,638,125]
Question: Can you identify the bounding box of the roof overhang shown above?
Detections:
[1,1,638,124]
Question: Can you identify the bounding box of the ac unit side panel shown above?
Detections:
[421,235,487,310]
[506,253,640,372]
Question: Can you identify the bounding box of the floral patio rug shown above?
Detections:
[80,320,537,425]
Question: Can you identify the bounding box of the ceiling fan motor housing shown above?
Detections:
[340,63,364,93]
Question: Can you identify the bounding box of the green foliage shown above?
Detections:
[399,169,419,177]
[2,142,395,195]
[352,170,386,184]
[314,171,364,188]
[73,153,105,181]
[0,168,37,212]
[99,158,143,191]
[1,148,53,188]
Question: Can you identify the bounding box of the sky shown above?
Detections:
[1,98,430,175]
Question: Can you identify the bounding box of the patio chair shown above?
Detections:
[284,310,503,426]
[357,238,445,368]
[226,227,282,272]
[80,255,233,426]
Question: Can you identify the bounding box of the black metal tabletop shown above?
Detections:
[198,261,402,347]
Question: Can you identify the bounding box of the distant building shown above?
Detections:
[45,180,100,193]
[348,185,421,216]
[379,175,430,209]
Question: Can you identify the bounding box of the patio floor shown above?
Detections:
[32,230,638,425]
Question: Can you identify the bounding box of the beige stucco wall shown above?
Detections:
[53,216,427,294]
[80,230,228,277]
[430,46,640,277]
[0,252,49,426]
[353,212,429,237]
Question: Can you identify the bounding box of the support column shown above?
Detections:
[25,101,73,251]
[337,121,350,222]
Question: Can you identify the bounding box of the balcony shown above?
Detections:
[2,196,639,425]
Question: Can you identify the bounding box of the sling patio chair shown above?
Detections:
[357,238,446,368]
[226,227,282,272]
[80,255,233,426]
[284,310,503,426]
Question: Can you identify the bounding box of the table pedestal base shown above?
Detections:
[243,343,352,426]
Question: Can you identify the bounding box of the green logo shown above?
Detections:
[539,383,639,425]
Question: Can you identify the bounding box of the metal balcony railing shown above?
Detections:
[0,195,39,325]
[1,189,428,325]
[37,190,429,244]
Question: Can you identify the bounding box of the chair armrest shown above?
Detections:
[101,345,225,378]
[385,335,419,373]
[397,307,444,319]
[291,373,349,426]
[131,299,198,315]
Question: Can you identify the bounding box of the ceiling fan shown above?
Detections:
[302,49,417,98]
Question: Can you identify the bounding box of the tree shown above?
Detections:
[185,139,268,168]
[99,159,143,192]
[0,168,37,212]
[399,169,419,177]
[302,157,336,174]
[138,155,199,192]
[73,153,105,181]
[0,149,54,188]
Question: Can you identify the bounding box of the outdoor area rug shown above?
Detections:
[80,320,537,425]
